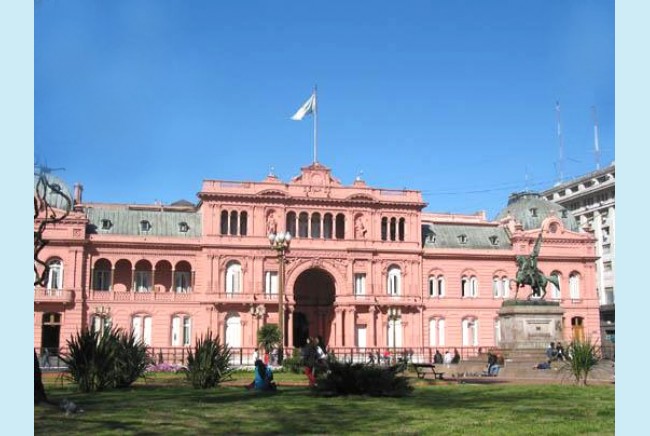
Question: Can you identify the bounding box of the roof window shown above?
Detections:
[179,222,189,233]
[458,234,468,245]
[140,220,151,232]
[488,236,499,246]
[101,219,112,230]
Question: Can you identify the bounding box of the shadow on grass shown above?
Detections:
[36,381,614,435]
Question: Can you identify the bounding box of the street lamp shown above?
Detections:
[388,307,401,364]
[268,231,292,363]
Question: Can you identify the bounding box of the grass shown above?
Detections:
[36,371,614,435]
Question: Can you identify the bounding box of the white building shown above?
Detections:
[541,163,615,355]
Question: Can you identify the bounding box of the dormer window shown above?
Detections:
[140,220,151,232]
[101,219,113,230]
[488,236,499,246]
[529,208,538,217]
[458,234,468,245]
[561,210,568,218]
[178,222,189,233]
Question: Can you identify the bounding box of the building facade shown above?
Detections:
[34,163,601,362]
[541,163,615,356]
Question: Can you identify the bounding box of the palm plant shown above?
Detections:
[185,332,233,388]
[257,324,281,356]
[561,339,600,385]
[113,330,151,388]
[62,327,119,392]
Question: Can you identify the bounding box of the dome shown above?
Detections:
[34,172,73,211]
[494,191,579,232]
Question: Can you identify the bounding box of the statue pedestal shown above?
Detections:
[498,300,564,349]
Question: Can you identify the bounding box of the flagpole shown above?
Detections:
[313,85,318,164]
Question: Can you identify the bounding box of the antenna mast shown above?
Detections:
[555,101,565,184]
[592,106,601,170]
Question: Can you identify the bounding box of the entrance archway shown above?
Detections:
[293,268,336,348]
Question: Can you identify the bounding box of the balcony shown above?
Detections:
[34,288,75,305]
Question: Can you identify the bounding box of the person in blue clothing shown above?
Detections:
[246,359,277,391]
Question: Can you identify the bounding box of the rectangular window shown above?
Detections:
[605,287,615,305]
[135,271,151,293]
[93,270,111,291]
[429,277,436,297]
[354,273,366,296]
[265,271,278,295]
[182,316,191,346]
[175,272,190,293]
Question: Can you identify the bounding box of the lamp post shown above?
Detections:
[268,231,292,363]
[388,307,401,364]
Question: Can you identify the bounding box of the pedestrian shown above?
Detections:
[433,349,443,364]
[452,348,461,364]
[301,338,318,387]
[443,350,453,368]
[41,347,51,369]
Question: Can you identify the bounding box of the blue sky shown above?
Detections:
[34,0,614,218]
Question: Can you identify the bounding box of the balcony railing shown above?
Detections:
[88,290,195,302]
[34,288,74,304]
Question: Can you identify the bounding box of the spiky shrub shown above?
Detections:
[562,339,600,385]
[185,332,233,388]
[61,327,119,392]
[314,361,413,397]
[113,330,151,388]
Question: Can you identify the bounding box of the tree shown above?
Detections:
[257,324,281,356]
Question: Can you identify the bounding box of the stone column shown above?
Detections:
[346,307,356,347]
[287,308,294,348]
[369,306,377,347]
[334,308,344,347]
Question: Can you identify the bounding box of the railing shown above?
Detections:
[88,291,195,302]
[34,288,74,304]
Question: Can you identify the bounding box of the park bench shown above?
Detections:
[412,363,445,380]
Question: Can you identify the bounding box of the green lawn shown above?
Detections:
[35,371,614,435]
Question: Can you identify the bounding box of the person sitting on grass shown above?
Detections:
[246,359,277,391]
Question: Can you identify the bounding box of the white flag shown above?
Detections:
[291,93,316,121]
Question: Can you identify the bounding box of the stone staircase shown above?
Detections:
[446,349,615,383]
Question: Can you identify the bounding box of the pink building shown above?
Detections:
[34,163,600,362]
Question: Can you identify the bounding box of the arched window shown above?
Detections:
[398,218,405,241]
[387,266,401,295]
[381,217,388,241]
[390,217,397,241]
[91,314,112,337]
[239,211,248,236]
[93,259,112,291]
[470,277,478,298]
[437,318,445,346]
[225,262,242,294]
[171,315,192,346]
[132,314,152,346]
[286,212,297,237]
[323,213,333,239]
[298,212,309,238]
[569,272,581,300]
[335,213,345,239]
[550,271,561,300]
[429,275,445,297]
[311,213,321,238]
[229,211,239,236]
[134,260,152,293]
[220,211,229,235]
[175,271,191,293]
[46,259,63,291]
[502,277,510,298]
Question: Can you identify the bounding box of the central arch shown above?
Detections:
[292,268,336,348]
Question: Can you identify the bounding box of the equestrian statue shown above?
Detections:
[514,233,560,300]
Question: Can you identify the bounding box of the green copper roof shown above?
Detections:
[85,206,202,237]
[495,192,579,232]
[422,223,511,249]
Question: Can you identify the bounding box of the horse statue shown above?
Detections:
[513,234,560,300]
